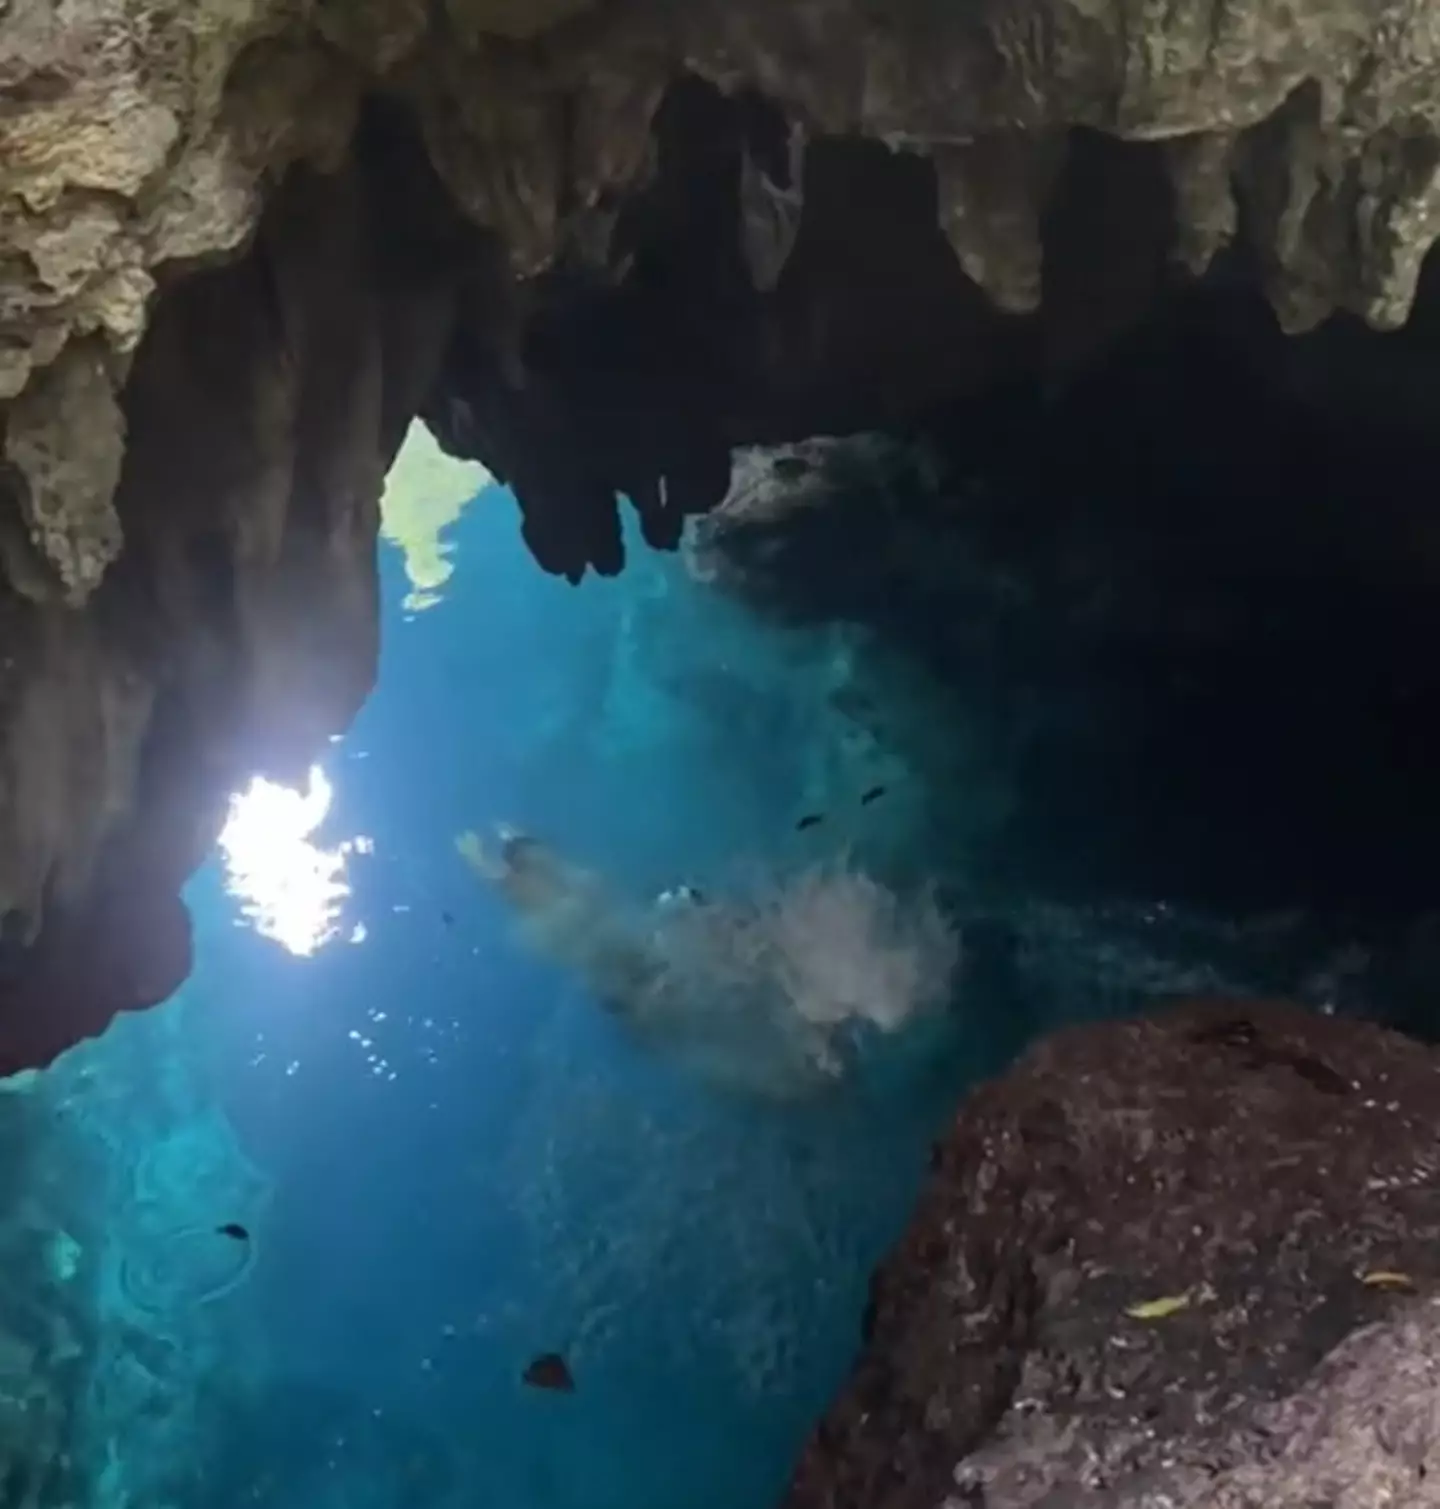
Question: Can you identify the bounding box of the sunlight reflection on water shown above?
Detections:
[217,765,366,957]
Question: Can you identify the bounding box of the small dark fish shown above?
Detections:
[859,785,887,806]
[795,813,824,832]
[440,910,455,928]
[522,1352,575,1393]
[216,1223,250,1242]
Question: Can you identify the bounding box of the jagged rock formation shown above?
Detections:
[781,998,1440,1509]
[4,0,1440,1061]
[0,91,464,1071]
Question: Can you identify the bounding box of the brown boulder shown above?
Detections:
[783,997,1440,1508]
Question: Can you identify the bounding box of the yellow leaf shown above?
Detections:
[1360,1270,1416,1291]
[1125,1292,1193,1321]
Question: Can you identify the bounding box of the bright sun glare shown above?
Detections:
[217,766,358,956]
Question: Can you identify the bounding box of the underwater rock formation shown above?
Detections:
[4,4,1440,1060]
[781,998,1440,1509]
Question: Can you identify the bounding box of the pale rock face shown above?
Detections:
[3,338,125,605]
[2,0,1440,475]
[0,0,1438,577]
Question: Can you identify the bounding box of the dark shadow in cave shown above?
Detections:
[693,263,1440,1040]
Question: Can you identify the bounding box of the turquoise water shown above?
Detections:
[12,444,1414,1509]
[27,471,991,1509]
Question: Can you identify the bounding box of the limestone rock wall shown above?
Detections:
[0,86,466,1070]
[8,1,1440,430]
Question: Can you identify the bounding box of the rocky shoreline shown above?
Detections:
[781,998,1440,1508]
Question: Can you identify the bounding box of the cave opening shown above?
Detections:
[9,50,1440,1509]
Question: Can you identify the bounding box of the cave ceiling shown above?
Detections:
[1,0,1439,1063]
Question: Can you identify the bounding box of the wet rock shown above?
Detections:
[781,997,1440,1508]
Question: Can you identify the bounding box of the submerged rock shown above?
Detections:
[782,998,1440,1508]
